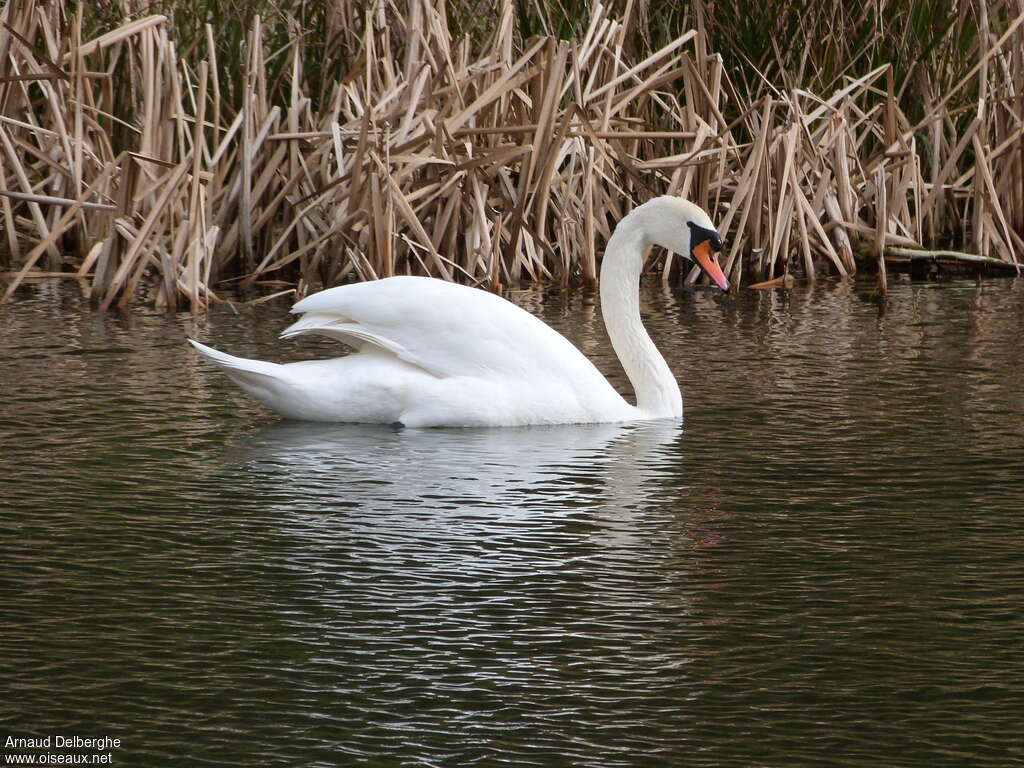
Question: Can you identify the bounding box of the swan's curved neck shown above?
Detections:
[600,213,682,418]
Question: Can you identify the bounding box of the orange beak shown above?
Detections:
[693,239,729,291]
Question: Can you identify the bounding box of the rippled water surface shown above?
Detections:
[2,278,1023,767]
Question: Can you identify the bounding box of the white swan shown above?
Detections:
[189,196,728,427]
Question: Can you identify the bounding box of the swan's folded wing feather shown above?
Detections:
[284,276,606,385]
[280,312,442,377]
[188,339,283,379]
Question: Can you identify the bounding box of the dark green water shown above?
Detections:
[2,278,1022,767]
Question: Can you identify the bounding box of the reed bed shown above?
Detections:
[1,0,1021,310]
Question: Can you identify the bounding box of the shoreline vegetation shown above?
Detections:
[0,0,1022,311]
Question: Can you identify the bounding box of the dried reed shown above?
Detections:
[0,0,1021,310]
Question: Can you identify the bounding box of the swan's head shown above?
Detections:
[635,196,729,290]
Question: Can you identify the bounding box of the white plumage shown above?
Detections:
[190,196,727,427]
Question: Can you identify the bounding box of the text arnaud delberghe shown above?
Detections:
[5,736,121,750]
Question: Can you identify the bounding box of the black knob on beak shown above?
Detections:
[687,221,722,252]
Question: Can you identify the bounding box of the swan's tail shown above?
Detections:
[188,339,293,405]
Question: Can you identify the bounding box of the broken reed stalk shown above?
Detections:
[1,0,1022,310]
[875,164,888,297]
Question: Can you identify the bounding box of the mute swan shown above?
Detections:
[189,195,728,427]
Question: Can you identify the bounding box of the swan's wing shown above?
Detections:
[282,276,606,384]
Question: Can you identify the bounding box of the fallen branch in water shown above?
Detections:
[747,274,796,290]
[885,247,1021,274]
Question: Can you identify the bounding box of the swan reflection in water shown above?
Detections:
[210,418,705,738]
[222,419,687,556]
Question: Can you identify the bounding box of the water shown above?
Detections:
[2,277,1022,767]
